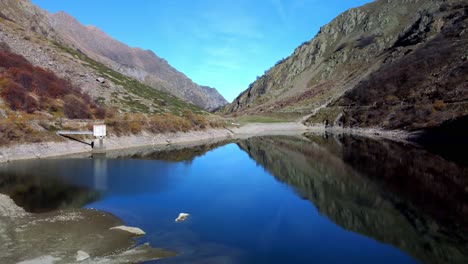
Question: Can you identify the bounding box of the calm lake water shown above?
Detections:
[1,134,467,264]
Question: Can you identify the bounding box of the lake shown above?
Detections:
[0,134,467,264]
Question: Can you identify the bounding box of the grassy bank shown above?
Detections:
[0,110,229,147]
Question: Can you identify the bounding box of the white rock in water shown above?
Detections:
[175,213,189,222]
[110,225,146,236]
[76,250,90,261]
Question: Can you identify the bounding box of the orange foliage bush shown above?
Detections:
[63,95,91,119]
[0,51,33,70]
[0,49,101,119]
[106,112,221,136]
[8,68,33,91]
[0,81,38,113]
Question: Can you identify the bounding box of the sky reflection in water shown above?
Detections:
[1,135,467,264]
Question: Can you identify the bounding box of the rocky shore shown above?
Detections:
[0,194,175,263]
[0,123,311,163]
[0,122,414,164]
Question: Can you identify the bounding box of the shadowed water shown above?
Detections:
[0,135,467,264]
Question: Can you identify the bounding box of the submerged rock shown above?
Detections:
[76,250,90,261]
[175,213,190,222]
[110,225,146,236]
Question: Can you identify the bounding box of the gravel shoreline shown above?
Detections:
[0,122,412,164]
[0,194,175,263]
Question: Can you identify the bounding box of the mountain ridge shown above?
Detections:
[48,10,228,111]
[223,0,467,131]
[0,0,227,111]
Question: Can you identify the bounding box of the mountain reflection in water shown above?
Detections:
[237,134,468,264]
[0,135,466,264]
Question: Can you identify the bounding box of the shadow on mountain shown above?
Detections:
[410,115,468,166]
[237,134,468,264]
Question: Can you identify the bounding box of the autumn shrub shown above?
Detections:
[33,67,59,96]
[192,115,208,129]
[183,110,195,120]
[0,49,103,119]
[129,121,142,134]
[183,110,209,129]
[147,115,166,133]
[1,81,27,110]
[9,68,33,91]
[433,100,446,111]
[46,81,67,98]
[0,51,32,70]
[104,108,116,119]
[1,81,38,113]
[94,107,106,119]
[0,123,22,145]
[171,115,192,132]
[24,94,38,113]
[209,119,226,128]
[0,118,45,146]
[63,95,91,119]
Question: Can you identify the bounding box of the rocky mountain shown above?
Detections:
[199,85,229,111]
[224,0,467,131]
[49,11,227,110]
[0,0,227,111]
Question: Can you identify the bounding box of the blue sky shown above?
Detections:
[32,0,372,102]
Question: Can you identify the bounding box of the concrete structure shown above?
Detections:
[57,125,107,154]
[92,125,106,154]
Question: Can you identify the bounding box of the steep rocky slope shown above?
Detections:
[0,0,227,111]
[224,0,467,131]
[49,12,227,110]
[0,22,202,115]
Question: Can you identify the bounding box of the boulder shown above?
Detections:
[110,225,146,236]
[175,213,189,222]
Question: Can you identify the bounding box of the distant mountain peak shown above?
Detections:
[0,0,227,111]
[45,7,227,110]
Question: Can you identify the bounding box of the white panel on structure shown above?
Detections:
[93,125,106,137]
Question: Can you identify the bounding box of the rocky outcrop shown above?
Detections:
[0,0,227,111]
[224,0,467,131]
[0,0,56,39]
[200,85,229,111]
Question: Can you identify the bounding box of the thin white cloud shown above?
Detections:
[179,3,264,75]
[156,0,271,101]
[271,0,287,24]
[205,59,241,70]
[204,12,264,39]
